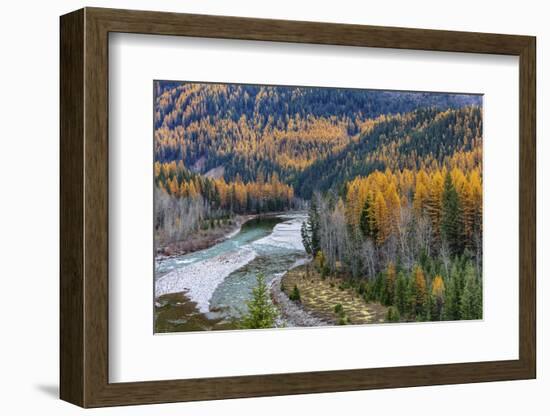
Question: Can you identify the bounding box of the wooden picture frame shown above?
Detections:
[60,7,536,408]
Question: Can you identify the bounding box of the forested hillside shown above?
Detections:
[154,83,482,283]
[295,106,481,197]
[154,82,481,192]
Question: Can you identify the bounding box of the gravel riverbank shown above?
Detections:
[155,247,257,313]
[270,266,328,328]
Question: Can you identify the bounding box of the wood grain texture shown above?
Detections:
[59,8,84,407]
[83,10,110,406]
[518,38,536,376]
[89,7,532,54]
[59,7,537,408]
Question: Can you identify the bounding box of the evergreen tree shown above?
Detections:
[443,261,463,320]
[289,285,301,302]
[431,275,445,321]
[373,191,389,245]
[386,306,401,322]
[308,197,321,255]
[460,262,482,320]
[395,271,408,316]
[425,292,433,321]
[359,193,377,240]
[373,272,386,303]
[242,274,278,329]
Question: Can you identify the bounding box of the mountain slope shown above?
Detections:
[294,106,482,197]
[154,81,482,197]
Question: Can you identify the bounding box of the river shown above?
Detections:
[154,212,308,331]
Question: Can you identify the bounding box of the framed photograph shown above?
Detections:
[60,7,536,407]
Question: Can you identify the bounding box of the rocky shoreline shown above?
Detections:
[156,247,257,313]
[270,265,328,328]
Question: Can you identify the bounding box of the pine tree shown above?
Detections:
[416,267,427,318]
[425,292,433,321]
[289,285,301,302]
[386,306,401,322]
[469,170,483,236]
[359,197,371,237]
[443,261,463,320]
[456,170,474,243]
[308,197,321,255]
[242,274,278,329]
[441,172,464,255]
[431,275,445,321]
[395,271,408,316]
[359,193,377,241]
[460,262,482,320]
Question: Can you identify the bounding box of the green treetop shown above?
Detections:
[242,273,278,329]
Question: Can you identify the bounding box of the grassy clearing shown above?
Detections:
[281,264,388,325]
